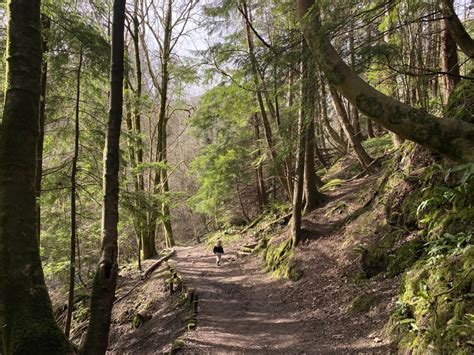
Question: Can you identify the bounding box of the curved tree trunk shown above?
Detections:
[0,1,72,353]
[80,0,126,353]
[297,0,474,162]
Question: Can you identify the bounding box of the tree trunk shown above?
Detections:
[319,80,347,153]
[328,85,374,172]
[290,101,306,246]
[124,79,142,270]
[65,50,83,339]
[298,0,474,162]
[348,27,363,140]
[0,1,72,353]
[382,4,404,147]
[80,0,126,353]
[303,50,324,210]
[36,15,50,244]
[438,0,474,60]
[155,0,175,249]
[440,14,461,105]
[304,115,325,211]
[291,42,310,246]
[253,113,267,210]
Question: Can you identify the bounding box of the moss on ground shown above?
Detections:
[391,253,473,354]
[362,134,394,157]
[445,70,474,124]
[262,238,301,281]
[385,160,474,353]
[350,293,383,313]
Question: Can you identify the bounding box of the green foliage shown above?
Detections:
[189,83,256,221]
[388,162,474,353]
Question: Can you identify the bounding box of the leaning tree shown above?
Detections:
[297,0,474,163]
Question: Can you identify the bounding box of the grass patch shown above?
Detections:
[320,178,345,192]
[362,134,394,157]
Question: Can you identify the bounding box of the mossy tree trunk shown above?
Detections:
[123,0,149,261]
[382,5,404,148]
[253,113,268,210]
[0,1,72,353]
[297,0,474,162]
[319,78,347,154]
[80,0,126,353]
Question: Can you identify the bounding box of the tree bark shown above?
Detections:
[253,113,268,210]
[291,41,313,245]
[65,50,83,339]
[304,115,325,211]
[0,1,72,353]
[382,4,404,147]
[438,0,474,60]
[80,0,126,353]
[124,78,142,271]
[36,15,50,244]
[440,14,461,105]
[298,0,474,162]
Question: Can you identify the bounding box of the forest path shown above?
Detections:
[170,245,300,353]
[171,176,397,354]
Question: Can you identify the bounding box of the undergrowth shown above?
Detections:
[384,161,474,353]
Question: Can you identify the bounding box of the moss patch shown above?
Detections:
[445,70,474,124]
[387,237,426,277]
[262,238,301,281]
[350,293,383,313]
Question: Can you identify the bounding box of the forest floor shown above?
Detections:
[106,170,401,354]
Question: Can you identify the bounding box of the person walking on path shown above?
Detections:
[213,240,224,266]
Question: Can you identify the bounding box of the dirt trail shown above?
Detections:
[171,176,398,354]
[171,246,300,353]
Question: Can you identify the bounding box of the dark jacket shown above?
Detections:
[213,246,224,254]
